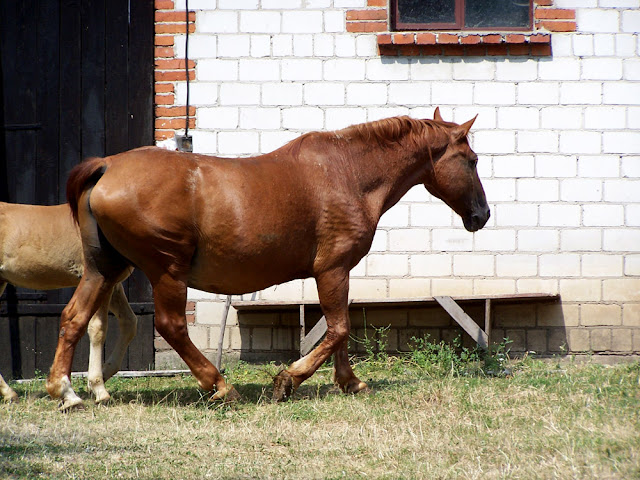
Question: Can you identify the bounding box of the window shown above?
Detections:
[392,0,533,31]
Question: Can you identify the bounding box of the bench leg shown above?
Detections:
[434,296,489,349]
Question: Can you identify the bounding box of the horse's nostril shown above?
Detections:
[471,208,490,229]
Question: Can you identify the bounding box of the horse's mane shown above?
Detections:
[339,116,448,148]
[277,116,449,161]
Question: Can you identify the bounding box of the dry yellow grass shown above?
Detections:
[1,358,639,479]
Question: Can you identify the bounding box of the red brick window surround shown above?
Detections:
[347,0,576,56]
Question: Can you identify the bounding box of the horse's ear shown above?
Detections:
[452,115,477,141]
[433,107,443,122]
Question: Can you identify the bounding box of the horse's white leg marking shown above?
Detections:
[57,375,84,411]
[102,283,138,381]
[0,373,18,402]
[86,291,112,404]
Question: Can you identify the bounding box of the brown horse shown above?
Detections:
[46,108,489,407]
[0,202,137,406]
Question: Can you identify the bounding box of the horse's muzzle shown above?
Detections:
[463,206,490,232]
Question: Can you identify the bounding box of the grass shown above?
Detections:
[1,340,639,479]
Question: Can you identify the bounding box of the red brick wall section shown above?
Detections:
[186,301,196,324]
[154,0,196,141]
[347,0,575,56]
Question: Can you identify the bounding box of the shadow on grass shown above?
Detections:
[98,377,413,407]
[7,372,421,409]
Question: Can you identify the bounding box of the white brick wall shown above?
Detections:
[158,1,640,356]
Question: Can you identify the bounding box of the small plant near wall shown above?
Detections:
[353,323,516,379]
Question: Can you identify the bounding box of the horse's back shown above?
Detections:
[0,202,84,289]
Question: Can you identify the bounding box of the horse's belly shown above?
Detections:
[187,254,311,295]
[0,259,82,290]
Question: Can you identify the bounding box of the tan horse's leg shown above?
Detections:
[273,268,368,401]
[0,373,18,403]
[86,289,113,404]
[46,274,115,411]
[102,283,138,381]
[152,276,239,402]
[0,282,19,402]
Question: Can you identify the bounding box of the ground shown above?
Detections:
[1,348,639,479]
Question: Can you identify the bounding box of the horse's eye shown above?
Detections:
[469,157,478,168]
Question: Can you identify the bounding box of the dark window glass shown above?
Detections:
[465,0,531,29]
[393,0,532,30]
[397,0,456,26]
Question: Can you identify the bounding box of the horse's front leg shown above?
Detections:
[333,338,369,394]
[273,268,368,401]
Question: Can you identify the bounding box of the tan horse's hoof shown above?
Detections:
[4,392,19,403]
[211,385,241,403]
[94,392,111,405]
[59,397,85,412]
[273,370,296,403]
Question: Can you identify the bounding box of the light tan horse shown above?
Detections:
[48,109,489,407]
[0,202,137,406]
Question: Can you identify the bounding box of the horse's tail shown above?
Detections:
[66,157,108,224]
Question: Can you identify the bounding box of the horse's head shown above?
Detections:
[424,108,490,232]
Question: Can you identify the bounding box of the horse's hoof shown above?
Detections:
[345,381,371,395]
[273,370,295,403]
[89,381,111,405]
[4,392,19,403]
[211,385,241,403]
[59,397,85,412]
[94,392,111,405]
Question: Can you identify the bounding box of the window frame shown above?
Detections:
[391,0,534,32]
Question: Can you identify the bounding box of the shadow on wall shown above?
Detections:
[491,302,567,356]
[236,301,567,363]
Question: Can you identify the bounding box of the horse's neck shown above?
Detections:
[348,141,431,222]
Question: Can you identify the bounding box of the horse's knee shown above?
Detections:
[326,322,349,347]
[87,318,107,345]
[155,315,187,342]
[60,303,85,341]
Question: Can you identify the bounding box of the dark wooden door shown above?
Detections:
[0,0,156,380]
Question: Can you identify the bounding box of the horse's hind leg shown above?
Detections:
[47,193,130,410]
[102,282,138,382]
[46,274,117,410]
[86,289,113,404]
[273,268,368,401]
[152,275,239,402]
